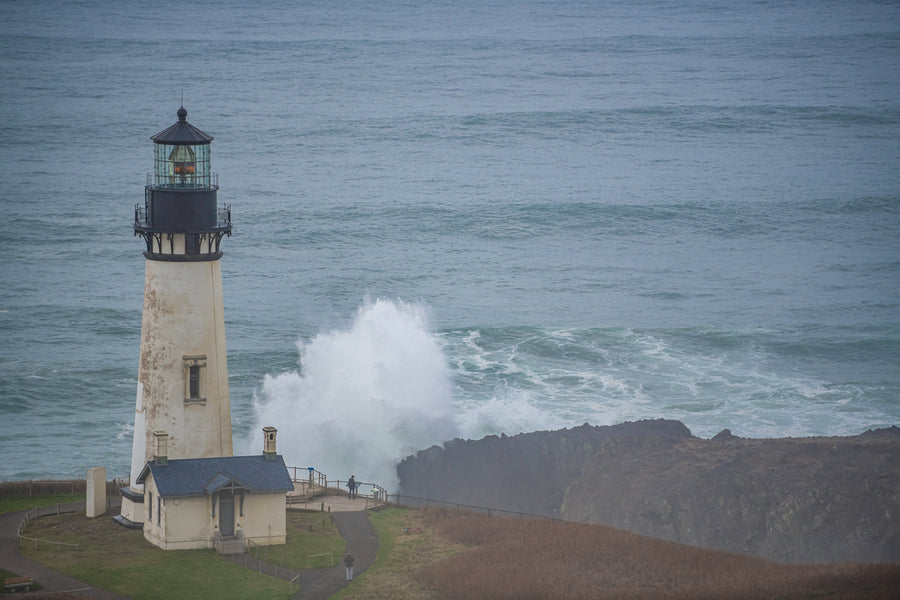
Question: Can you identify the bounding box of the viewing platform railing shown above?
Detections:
[285,467,388,508]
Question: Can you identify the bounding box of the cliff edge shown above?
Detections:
[397,420,900,563]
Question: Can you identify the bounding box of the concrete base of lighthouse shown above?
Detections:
[114,487,145,529]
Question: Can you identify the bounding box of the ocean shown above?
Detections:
[1,0,898,491]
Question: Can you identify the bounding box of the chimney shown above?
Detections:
[153,431,168,465]
[263,426,277,460]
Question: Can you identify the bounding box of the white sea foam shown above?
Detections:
[455,392,569,439]
[249,298,458,491]
[116,422,134,441]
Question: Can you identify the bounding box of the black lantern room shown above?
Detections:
[134,107,232,260]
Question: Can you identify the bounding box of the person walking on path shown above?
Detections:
[347,475,356,499]
[344,552,355,581]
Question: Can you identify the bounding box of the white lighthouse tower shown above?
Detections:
[118,107,234,527]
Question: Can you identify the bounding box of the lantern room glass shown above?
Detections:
[153,142,210,188]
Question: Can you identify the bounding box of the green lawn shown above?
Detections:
[18,506,348,600]
[0,494,82,516]
[4,495,425,600]
[247,510,345,569]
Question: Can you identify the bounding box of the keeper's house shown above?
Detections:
[135,427,291,553]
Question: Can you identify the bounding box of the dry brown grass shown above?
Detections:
[414,509,900,600]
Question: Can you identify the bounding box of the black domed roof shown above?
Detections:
[151,107,214,145]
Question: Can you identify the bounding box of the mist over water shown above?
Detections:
[250,299,458,490]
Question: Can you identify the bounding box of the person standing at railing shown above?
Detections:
[347,475,357,499]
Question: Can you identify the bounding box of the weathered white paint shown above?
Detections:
[129,255,233,482]
[128,383,147,492]
[119,495,141,524]
[240,493,289,547]
[86,467,106,518]
[141,473,288,551]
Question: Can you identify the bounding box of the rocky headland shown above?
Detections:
[397,419,900,564]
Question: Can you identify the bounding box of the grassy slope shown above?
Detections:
[7,497,900,599]
[0,495,84,515]
[16,503,344,600]
[330,506,465,600]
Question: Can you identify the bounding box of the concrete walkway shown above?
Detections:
[2,495,379,600]
[294,510,378,599]
[221,494,380,600]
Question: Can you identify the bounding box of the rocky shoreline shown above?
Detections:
[397,419,900,564]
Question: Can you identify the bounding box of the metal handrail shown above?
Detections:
[146,171,219,189]
[307,551,334,567]
[133,202,232,230]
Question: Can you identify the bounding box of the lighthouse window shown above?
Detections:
[153,142,210,188]
[169,145,196,186]
[189,366,200,398]
[183,355,207,403]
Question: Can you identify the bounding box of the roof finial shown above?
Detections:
[177,91,187,121]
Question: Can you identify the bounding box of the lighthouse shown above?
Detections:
[118,107,234,527]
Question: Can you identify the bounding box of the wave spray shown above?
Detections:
[250,299,458,491]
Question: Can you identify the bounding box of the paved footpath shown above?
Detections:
[294,510,378,599]
[220,497,379,600]
[2,496,378,600]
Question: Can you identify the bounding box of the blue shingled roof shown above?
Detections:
[136,455,293,498]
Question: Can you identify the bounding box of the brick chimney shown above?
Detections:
[263,426,277,460]
[153,431,168,465]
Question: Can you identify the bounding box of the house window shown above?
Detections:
[183,355,207,403]
[148,491,153,522]
[158,497,162,525]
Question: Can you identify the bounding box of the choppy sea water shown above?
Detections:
[1,0,898,489]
